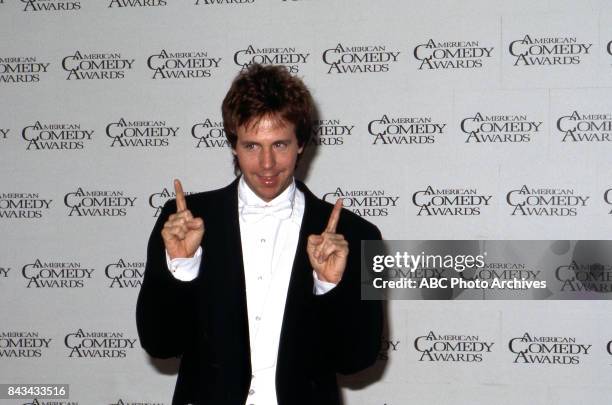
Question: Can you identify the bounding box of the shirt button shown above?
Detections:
[257,276,263,280]
[249,389,255,395]
[260,238,266,243]
[256,316,261,321]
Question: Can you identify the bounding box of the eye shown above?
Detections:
[274,142,288,149]
[243,143,257,150]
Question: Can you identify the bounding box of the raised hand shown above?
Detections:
[307,199,349,284]
[161,179,205,260]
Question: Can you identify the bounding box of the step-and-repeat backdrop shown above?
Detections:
[2,0,612,404]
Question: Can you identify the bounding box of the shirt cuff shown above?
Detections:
[165,247,202,282]
[312,270,338,295]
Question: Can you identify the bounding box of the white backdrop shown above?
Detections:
[2,0,612,404]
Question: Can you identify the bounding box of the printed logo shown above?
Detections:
[21,121,94,150]
[147,49,221,79]
[22,0,81,11]
[106,118,179,147]
[0,57,50,83]
[508,332,591,364]
[105,259,144,288]
[323,43,400,74]
[21,259,94,288]
[462,262,540,286]
[61,51,135,80]
[0,128,8,139]
[0,193,52,219]
[604,189,612,214]
[606,340,612,356]
[64,329,137,358]
[383,264,456,283]
[0,267,9,278]
[607,40,612,59]
[506,185,589,216]
[191,118,229,148]
[110,400,164,405]
[413,39,494,70]
[0,331,52,358]
[367,114,445,145]
[556,111,612,142]
[378,337,400,361]
[509,35,592,66]
[63,188,137,217]
[323,187,399,217]
[461,112,542,143]
[412,186,492,216]
[149,187,193,217]
[234,45,309,73]
[414,331,494,362]
[23,401,79,405]
[311,119,354,146]
[555,261,612,293]
[109,0,166,7]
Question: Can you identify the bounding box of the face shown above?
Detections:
[233,116,303,202]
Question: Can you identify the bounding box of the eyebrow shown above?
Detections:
[238,137,294,145]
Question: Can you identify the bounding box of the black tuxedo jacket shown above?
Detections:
[136,179,383,405]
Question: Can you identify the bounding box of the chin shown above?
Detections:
[258,188,280,202]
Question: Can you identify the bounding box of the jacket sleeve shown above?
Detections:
[314,221,383,375]
[136,199,198,359]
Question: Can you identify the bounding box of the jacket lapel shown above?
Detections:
[287,181,326,304]
[217,178,253,390]
[276,181,327,395]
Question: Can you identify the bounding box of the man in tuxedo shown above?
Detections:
[136,64,382,405]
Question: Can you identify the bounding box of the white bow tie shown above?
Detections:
[240,200,293,223]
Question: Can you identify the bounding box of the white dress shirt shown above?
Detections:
[166,177,336,405]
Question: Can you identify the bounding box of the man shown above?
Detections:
[136,64,382,405]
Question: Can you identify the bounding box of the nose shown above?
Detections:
[260,147,275,169]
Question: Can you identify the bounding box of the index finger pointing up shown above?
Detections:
[174,179,187,212]
[325,198,343,233]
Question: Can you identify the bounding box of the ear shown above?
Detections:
[298,145,304,154]
[231,148,237,155]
